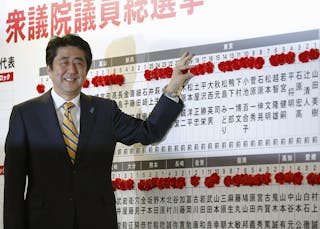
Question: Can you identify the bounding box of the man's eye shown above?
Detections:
[75,62,83,66]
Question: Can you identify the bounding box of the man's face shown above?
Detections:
[47,45,88,100]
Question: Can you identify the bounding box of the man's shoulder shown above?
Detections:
[14,91,51,109]
[82,93,116,107]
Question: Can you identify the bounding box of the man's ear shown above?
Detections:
[47,65,52,75]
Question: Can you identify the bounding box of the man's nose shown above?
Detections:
[68,63,77,73]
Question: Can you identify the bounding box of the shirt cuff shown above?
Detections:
[163,94,179,103]
[162,85,180,103]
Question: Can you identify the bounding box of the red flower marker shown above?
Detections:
[277,53,286,65]
[306,172,320,185]
[204,173,220,188]
[164,67,173,78]
[36,83,45,93]
[218,56,265,72]
[114,74,125,86]
[91,74,125,87]
[286,51,296,64]
[112,178,134,191]
[144,67,174,81]
[275,171,304,185]
[223,175,232,187]
[269,52,296,67]
[254,57,265,69]
[298,48,320,63]
[293,172,303,185]
[223,172,271,187]
[144,62,213,81]
[138,176,186,191]
[144,69,152,81]
[151,67,160,80]
[247,57,255,69]
[231,59,240,70]
[274,172,285,184]
[190,175,201,187]
[82,79,90,88]
[187,62,214,76]
[309,48,320,60]
[298,51,309,63]
[173,176,186,189]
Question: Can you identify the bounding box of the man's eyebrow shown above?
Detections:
[58,56,85,62]
[58,56,69,61]
[74,57,85,62]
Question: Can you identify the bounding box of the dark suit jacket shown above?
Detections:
[4,90,183,229]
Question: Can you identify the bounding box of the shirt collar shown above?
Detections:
[51,89,80,110]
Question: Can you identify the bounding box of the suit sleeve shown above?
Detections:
[113,94,183,145]
[4,106,28,229]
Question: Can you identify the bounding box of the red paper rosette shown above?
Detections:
[306,172,320,185]
[190,61,214,76]
[164,67,173,78]
[82,79,90,88]
[172,176,186,189]
[144,67,173,81]
[269,51,295,66]
[112,178,134,191]
[274,171,303,185]
[190,175,201,187]
[144,69,152,81]
[285,51,296,64]
[298,48,320,63]
[204,173,220,188]
[309,48,320,60]
[36,83,45,93]
[218,56,265,72]
[223,175,232,187]
[138,176,186,191]
[144,61,213,81]
[91,74,124,87]
[223,172,271,187]
[298,51,309,63]
[254,57,265,69]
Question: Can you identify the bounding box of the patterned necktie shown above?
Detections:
[62,102,78,164]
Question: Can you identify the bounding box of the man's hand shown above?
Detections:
[165,52,194,95]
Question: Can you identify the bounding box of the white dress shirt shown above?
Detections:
[51,90,81,133]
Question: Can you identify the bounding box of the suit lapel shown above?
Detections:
[75,93,95,166]
[38,90,71,164]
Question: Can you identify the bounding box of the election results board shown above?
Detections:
[39,30,320,229]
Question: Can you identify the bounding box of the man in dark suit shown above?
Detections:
[4,34,194,229]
